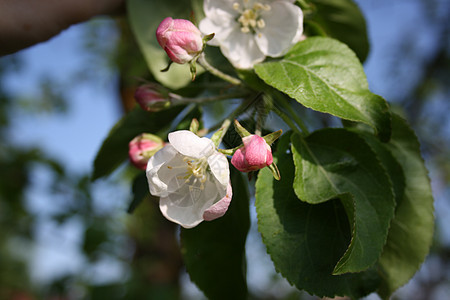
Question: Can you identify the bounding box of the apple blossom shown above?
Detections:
[128,133,165,170]
[231,134,273,172]
[199,0,303,69]
[146,130,231,228]
[156,17,204,64]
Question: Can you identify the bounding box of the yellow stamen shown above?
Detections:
[236,1,269,34]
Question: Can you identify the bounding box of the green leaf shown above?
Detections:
[92,106,183,181]
[254,37,391,141]
[349,126,406,212]
[180,169,250,300]
[127,172,149,213]
[376,114,434,298]
[255,132,380,298]
[291,129,395,274]
[304,0,369,62]
[82,222,109,256]
[127,0,197,89]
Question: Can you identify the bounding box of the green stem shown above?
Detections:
[212,119,231,147]
[255,103,265,136]
[170,91,249,106]
[297,0,309,8]
[206,96,256,134]
[198,54,242,86]
[273,92,310,135]
[296,0,313,13]
[272,105,303,137]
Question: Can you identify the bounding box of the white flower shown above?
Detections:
[199,0,303,69]
[146,130,231,228]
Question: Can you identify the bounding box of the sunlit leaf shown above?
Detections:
[254,37,391,141]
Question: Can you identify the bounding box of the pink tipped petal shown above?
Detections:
[156,17,173,48]
[173,18,202,34]
[129,133,165,170]
[134,84,170,112]
[203,181,232,221]
[244,135,268,167]
[231,148,249,172]
[266,149,273,166]
[232,135,274,172]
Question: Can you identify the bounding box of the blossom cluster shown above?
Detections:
[130,0,303,227]
[156,0,303,69]
[129,122,278,228]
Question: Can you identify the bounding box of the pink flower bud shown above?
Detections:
[156,17,203,64]
[134,84,171,112]
[231,135,273,172]
[129,133,164,170]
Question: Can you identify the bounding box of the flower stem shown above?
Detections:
[255,97,266,136]
[272,92,310,135]
[206,96,256,135]
[271,105,303,137]
[210,118,232,147]
[170,91,249,106]
[198,53,242,86]
[297,0,312,11]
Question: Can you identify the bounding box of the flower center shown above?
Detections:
[182,156,209,191]
[233,1,271,34]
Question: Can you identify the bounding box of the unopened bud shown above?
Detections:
[156,17,203,64]
[129,133,164,170]
[134,84,171,112]
[231,135,273,172]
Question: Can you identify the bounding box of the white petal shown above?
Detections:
[203,181,232,221]
[255,1,303,57]
[199,17,236,47]
[203,0,238,23]
[219,28,266,69]
[200,0,238,46]
[157,153,190,194]
[159,178,221,228]
[146,145,177,197]
[168,130,215,158]
[207,152,230,187]
[160,195,204,228]
[291,7,305,44]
